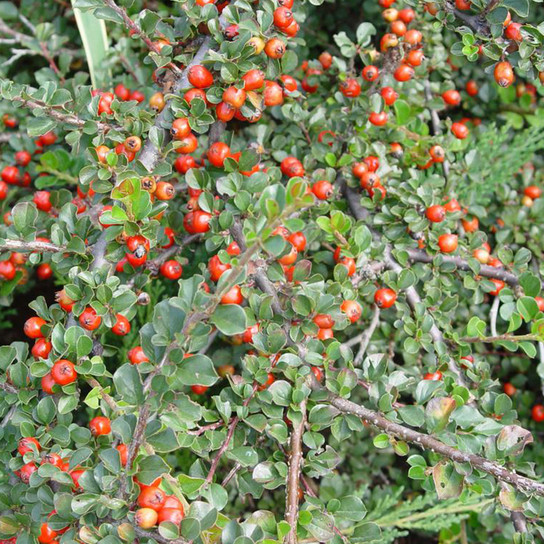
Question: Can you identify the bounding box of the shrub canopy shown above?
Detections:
[1,0,544,543]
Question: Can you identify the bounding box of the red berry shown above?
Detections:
[41,372,56,394]
[188,65,213,88]
[128,346,149,365]
[18,437,41,456]
[191,384,209,395]
[160,260,183,280]
[339,78,361,98]
[341,300,362,323]
[15,150,32,167]
[374,288,397,309]
[36,263,53,280]
[112,314,131,336]
[438,234,458,253]
[32,338,52,359]
[184,210,212,234]
[531,404,544,422]
[89,416,111,436]
[79,307,101,331]
[51,359,77,385]
[451,122,469,139]
[425,205,446,223]
[442,89,461,106]
[24,316,47,339]
[19,462,38,483]
[0,260,16,280]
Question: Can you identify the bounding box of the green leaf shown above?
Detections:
[113,364,144,405]
[373,434,389,449]
[210,304,247,335]
[136,455,170,486]
[432,463,464,499]
[516,297,538,321]
[351,522,382,543]
[519,272,540,297]
[27,117,57,137]
[336,496,367,522]
[12,202,38,233]
[175,354,219,387]
[502,0,529,17]
[394,100,411,126]
[356,23,376,46]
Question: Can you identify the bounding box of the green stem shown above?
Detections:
[373,498,495,528]
[459,333,539,344]
[39,167,78,185]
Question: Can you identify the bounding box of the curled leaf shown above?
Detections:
[432,462,464,500]
[425,397,456,433]
[496,425,533,456]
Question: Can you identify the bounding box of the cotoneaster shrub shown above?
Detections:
[0,0,544,543]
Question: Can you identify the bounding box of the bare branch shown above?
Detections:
[458,333,538,344]
[405,248,522,286]
[0,238,68,253]
[284,398,307,544]
[323,390,544,497]
[205,416,240,484]
[443,1,490,34]
[11,95,112,132]
[138,36,212,172]
[0,381,17,394]
[354,305,380,366]
[490,296,499,337]
[119,403,150,498]
[99,0,183,76]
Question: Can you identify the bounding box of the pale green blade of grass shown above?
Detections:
[70,2,110,89]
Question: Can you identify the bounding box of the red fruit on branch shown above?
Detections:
[532,404,544,423]
[188,65,213,88]
[112,314,131,336]
[89,416,111,436]
[339,78,361,97]
[374,288,397,309]
[128,346,149,365]
[51,359,77,385]
[79,307,102,331]
[438,234,458,253]
[362,65,379,82]
[494,61,515,88]
[425,205,446,223]
[24,316,47,339]
[184,210,211,234]
[341,300,362,323]
[18,437,41,456]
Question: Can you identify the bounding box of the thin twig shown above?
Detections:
[320,387,544,496]
[11,95,112,132]
[424,80,450,179]
[354,305,380,365]
[99,0,183,77]
[458,333,538,344]
[284,398,307,544]
[0,239,68,253]
[87,377,122,414]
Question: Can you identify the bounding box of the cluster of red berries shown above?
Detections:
[0,132,56,203]
[351,155,386,200]
[134,479,185,529]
